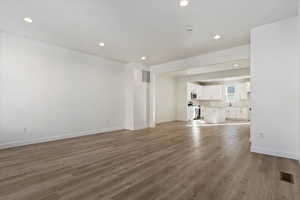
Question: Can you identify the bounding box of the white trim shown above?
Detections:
[133,124,149,130]
[0,127,124,150]
[251,146,298,160]
[156,120,177,124]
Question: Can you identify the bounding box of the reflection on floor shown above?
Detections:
[187,120,250,127]
[0,121,298,200]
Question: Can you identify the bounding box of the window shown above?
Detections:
[226,86,236,103]
[227,86,235,94]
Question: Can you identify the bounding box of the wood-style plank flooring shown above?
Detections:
[0,122,299,200]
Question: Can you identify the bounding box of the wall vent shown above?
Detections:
[142,70,150,83]
[280,172,294,184]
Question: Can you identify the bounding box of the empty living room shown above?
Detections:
[1,0,300,200]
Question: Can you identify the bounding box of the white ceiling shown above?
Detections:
[195,76,251,84]
[166,59,250,77]
[0,0,297,65]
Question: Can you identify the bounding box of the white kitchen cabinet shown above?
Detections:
[199,85,223,100]
[226,108,233,118]
[187,83,201,100]
[191,84,198,95]
[204,86,212,99]
[188,84,224,101]
[246,82,250,92]
[200,86,208,100]
[196,85,202,99]
[212,85,224,100]
[240,82,250,100]
[226,107,249,120]
[226,107,238,119]
[203,107,226,123]
[240,108,249,119]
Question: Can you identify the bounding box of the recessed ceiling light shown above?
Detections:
[214,35,221,40]
[24,17,33,24]
[187,71,191,74]
[233,64,240,67]
[98,42,105,47]
[141,56,147,61]
[180,0,189,7]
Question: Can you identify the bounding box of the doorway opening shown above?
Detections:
[186,76,251,126]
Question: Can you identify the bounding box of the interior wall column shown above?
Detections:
[149,71,156,128]
[298,0,300,164]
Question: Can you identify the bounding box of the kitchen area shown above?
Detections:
[187,77,250,124]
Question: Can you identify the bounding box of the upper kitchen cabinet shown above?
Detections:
[200,85,224,100]
[188,83,224,101]
[196,86,203,99]
[240,82,250,100]
[187,83,201,100]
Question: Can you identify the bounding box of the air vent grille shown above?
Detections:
[280,172,294,184]
[142,70,150,83]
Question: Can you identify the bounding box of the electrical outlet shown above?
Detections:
[24,128,27,133]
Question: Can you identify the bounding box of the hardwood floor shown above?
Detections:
[0,122,299,200]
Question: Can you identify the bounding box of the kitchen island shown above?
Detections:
[203,107,226,124]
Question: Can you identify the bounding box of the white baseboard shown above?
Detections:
[156,120,177,125]
[0,127,124,150]
[251,146,298,160]
[133,125,149,130]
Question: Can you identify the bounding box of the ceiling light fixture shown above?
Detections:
[141,56,147,61]
[24,17,33,23]
[98,42,105,47]
[214,35,221,40]
[180,0,189,7]
[233,64,240,67]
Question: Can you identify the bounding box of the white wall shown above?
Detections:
[124,63,150,130]
[0,33,127,148]
[133,66,149,130]
[155,75,176,123]
[149,44,251,123]
[298,1,300,162]
[124,65,135,130]
[251,17,299,159]
[150,45,250,74]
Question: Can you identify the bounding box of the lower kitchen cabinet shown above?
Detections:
[226,107,249,120]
